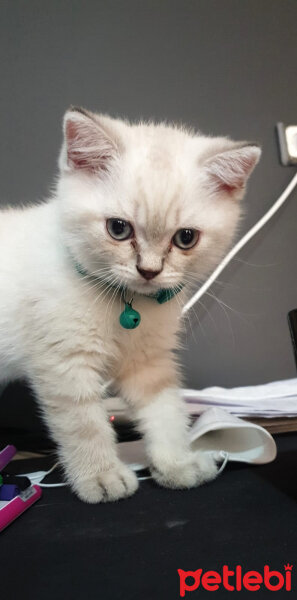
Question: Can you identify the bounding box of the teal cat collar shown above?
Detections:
[74,262,183,329]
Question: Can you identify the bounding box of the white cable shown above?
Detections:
[217,451,229,474]
[182,172,297,313]
[39,482,66,488]
[20,462,66,488]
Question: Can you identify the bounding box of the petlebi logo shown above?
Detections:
[178,564,293,596]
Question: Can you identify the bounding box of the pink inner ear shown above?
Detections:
[65,119,79,144]
[65,116,115,173]
[219,182,238,194]
[206,146,260,194]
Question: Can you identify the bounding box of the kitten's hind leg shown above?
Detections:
[30,368,138,503]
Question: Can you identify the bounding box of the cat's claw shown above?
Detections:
[151,451,218,489]
[73,461,139,504]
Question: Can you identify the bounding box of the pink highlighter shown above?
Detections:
[0,445,42,533]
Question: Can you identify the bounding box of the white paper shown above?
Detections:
[183,378,297,418]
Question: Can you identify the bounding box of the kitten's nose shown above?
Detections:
[136,266,161,280]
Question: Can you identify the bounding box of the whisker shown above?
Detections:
[105,284,120,328]
[175,286,196,343]
[196,298,218,332]
[233,257,280,268]
[172,290,188,342]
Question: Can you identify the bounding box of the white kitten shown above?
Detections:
[0,108,260,502]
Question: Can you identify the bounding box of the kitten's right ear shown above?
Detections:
[59,107,119,175]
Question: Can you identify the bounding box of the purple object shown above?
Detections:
[0,484,20,501]
[0,445,17,471]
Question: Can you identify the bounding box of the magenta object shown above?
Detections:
[0,485,42,532]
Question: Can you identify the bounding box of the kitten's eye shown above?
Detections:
[106,218,134,241]
[173,228,200,250]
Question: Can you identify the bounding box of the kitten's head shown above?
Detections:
[58,107,261,295]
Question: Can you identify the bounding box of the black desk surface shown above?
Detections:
[1,433,297,600]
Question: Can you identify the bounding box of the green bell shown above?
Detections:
[119,303,141,329]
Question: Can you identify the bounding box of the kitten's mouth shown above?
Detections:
[125,278,180,297]
[128,281,161,295]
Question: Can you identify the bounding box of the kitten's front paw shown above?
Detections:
[73,461,139,504]
[151,451,218,489]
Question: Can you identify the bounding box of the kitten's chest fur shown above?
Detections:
[76,288,181,380]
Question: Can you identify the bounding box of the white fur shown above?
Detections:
[0,109,260,502]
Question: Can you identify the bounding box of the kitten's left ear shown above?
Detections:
[59,106,120,175]
[203,143,261,197]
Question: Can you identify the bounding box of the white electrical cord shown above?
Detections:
[19,453,229,487]
[182,172,297,313]
[217,451,229,474]
[20,462,66,488]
